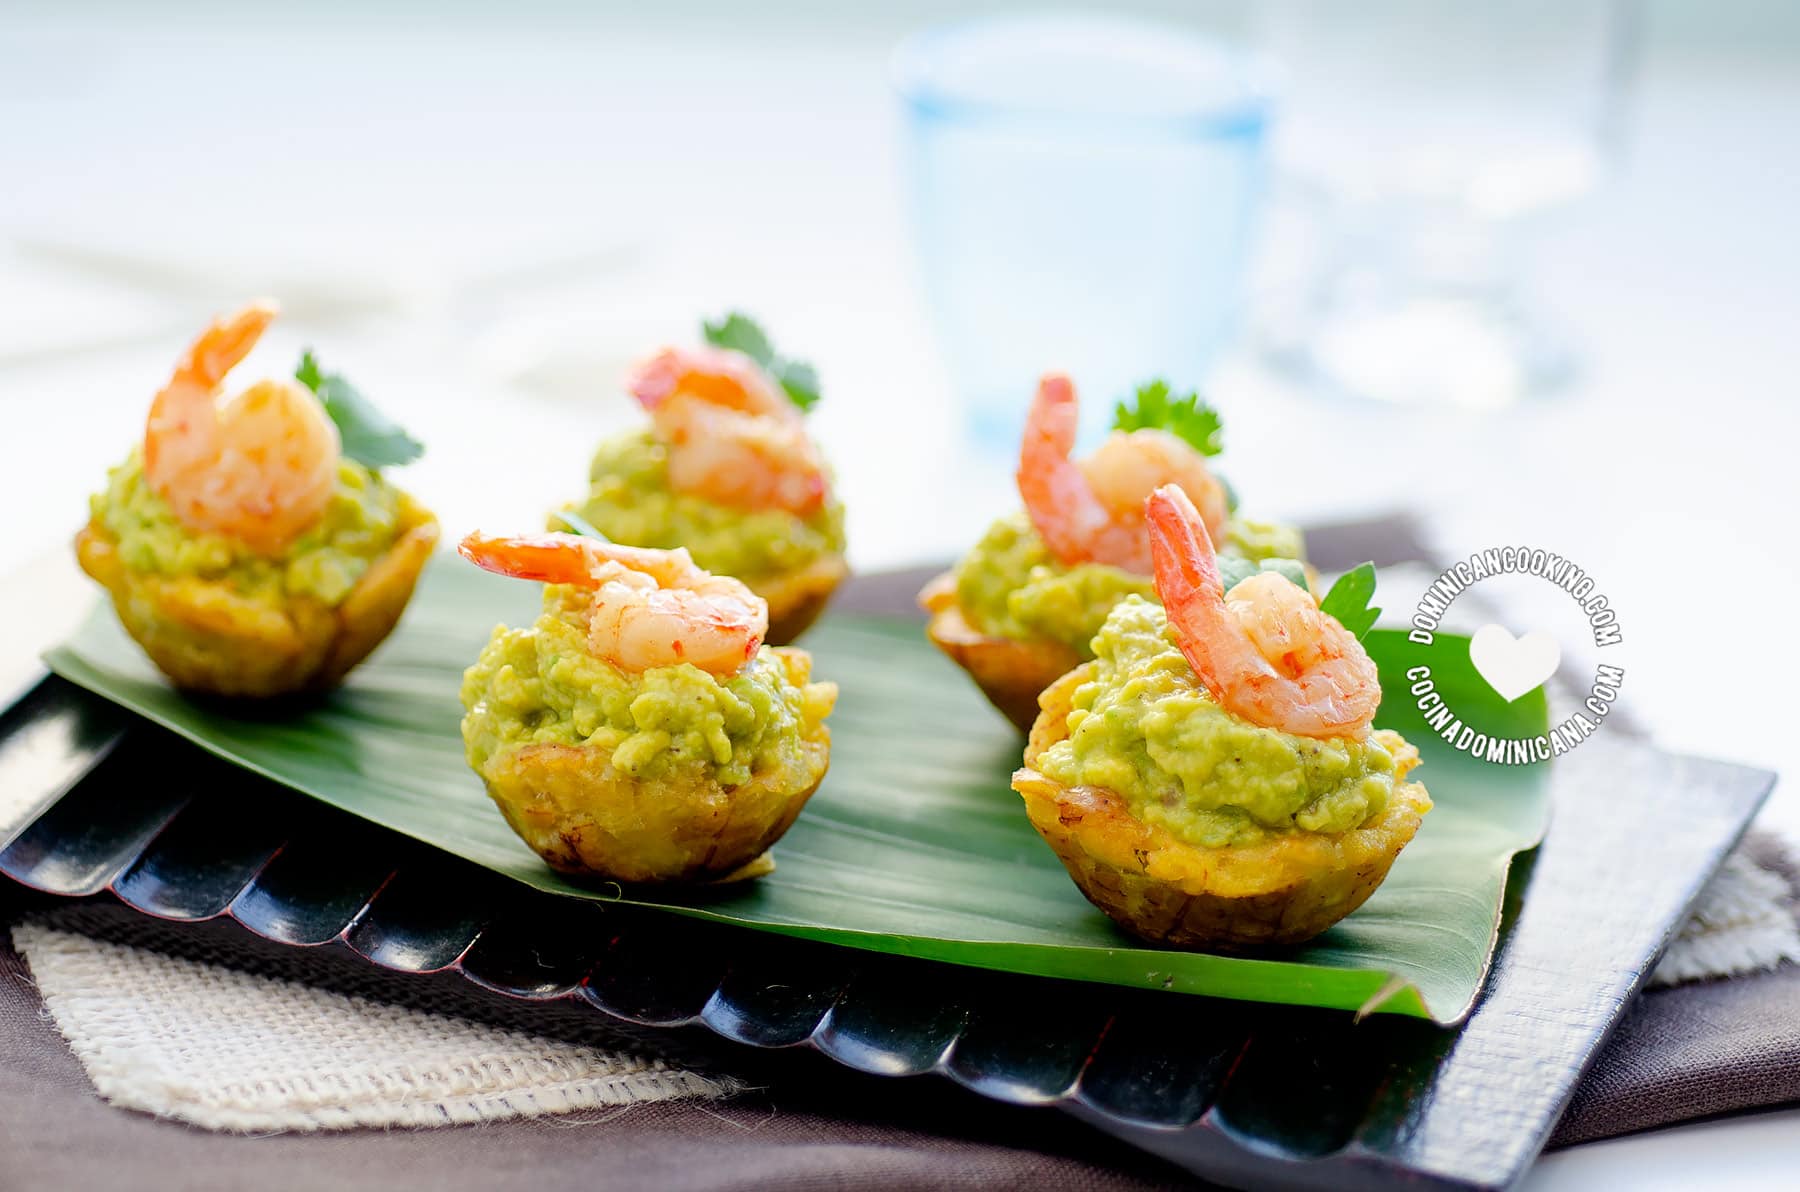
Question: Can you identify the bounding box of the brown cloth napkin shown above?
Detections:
[1549,833,1800,1147]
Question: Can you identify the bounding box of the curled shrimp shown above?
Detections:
[1146,484,1379,739]
[459,531,769,678]
[142,300,341,556]
[1016,373,1227,575]
[627,345,827,517]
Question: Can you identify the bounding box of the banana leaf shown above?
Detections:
[45,558,1549,1023]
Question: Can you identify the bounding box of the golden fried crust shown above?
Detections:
[756,554,849,646]
[476,648,832,884]
[919,572,1081,734]
[1015,664,1432,950]
[74,495,438,698]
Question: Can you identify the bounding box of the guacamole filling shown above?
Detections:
[90,451,406,608]
[952,511,1307,656]
[461,585,834,787]
[565,429,845,583]
[1035,596,1396,849]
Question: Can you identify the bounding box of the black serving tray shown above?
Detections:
[0,567,1776,1190]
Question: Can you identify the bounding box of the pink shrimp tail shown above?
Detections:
[458,531,599,586]
[1017,372,1121,567]
[1146,484,1224,602]
[1033,373,1078,444]
[1017,372,1079,486]
[625,347,683,412]
[183,300,278,386]
[1145,483,1240,694]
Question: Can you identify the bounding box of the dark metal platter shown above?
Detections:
[0,547,1776,1189]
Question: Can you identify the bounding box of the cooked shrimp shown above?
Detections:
[459,531,769,677]
[629,344,793,420]
[1016,373,1227,575]
[143,300,341,556]
[1146,484,1379,739]
[626,345,827,516]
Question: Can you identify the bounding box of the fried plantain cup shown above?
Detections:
[75,494,438,698]
[919,572,1081,734]
[756,554,849,646]
[1014,665,1433,951]
[472,647,832,884]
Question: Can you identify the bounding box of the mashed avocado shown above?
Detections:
[952,511,1307,655]
[1035,596,1396,849]
[565,429,845,584]
[90,451,405,608]
[1225,517,1306,564]
[461,585,836,787]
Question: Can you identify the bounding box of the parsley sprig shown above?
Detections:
[702,312,820,413]
[295,351,423,470]
[1112,380,1223,457]
[1319,562,1381,641]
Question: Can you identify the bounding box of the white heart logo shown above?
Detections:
[1468,624,1561,703]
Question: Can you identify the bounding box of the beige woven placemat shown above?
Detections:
[1651,843,1800,987]
[11,920,734,1133]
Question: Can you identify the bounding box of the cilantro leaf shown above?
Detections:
[775,359,821,413]
[551,509,610,541]
[295,351,423,470]
[702,312,776,367]
[295,350,323,392]
[1319,562,1381,641]
[702,311,821,413]
[1219,556,1311,596]
[1112,379,1223,457]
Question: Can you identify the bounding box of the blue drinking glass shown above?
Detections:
[893,14,1275,450]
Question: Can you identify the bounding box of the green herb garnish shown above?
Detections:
[1112,379,1223,457]
[702,311,820,413]
[295,351,423,470]
[1319,562,1381,641]
[551,509,609,541]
